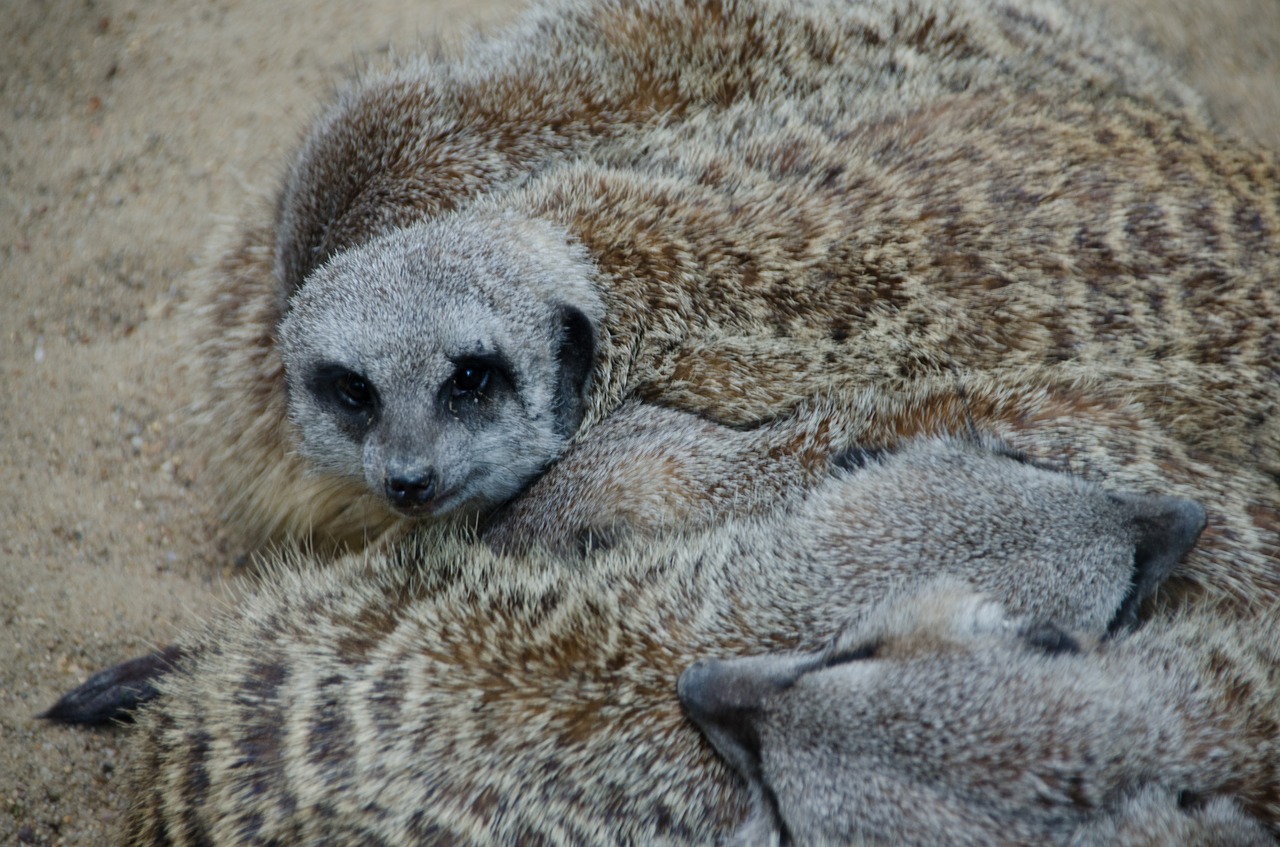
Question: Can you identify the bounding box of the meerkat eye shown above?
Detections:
[307,365,378,430]
[442,353,514,413]
[331,370,374,410]
[450,360,492,398]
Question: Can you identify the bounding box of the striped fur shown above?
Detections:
[185,0,1278,552]
[124,424,1222,844]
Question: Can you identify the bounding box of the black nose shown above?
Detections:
[385,472,437,510]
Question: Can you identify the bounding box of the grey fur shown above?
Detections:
[679,583,1280,846]
[1067,787,1275,847]
[122,434,1204,844]
[142,0,1280,839]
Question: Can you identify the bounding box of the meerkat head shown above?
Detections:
[278,212,604,519]
[678,582,1194,847]
[819,437,1207,636]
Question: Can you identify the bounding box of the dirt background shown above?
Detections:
[1,0,1276,843]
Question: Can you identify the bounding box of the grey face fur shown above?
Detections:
[279,213,603,518]
[802,438,1206,637]
[678,584,1219,847]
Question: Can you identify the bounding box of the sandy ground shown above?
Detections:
[0,0,1276,844]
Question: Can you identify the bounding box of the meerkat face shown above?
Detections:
[678,583,1187,847]
[278,213,603,518]
[820,438,1207,636]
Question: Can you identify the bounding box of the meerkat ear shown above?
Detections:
[552,304,597,439]
[1107,494,1207,634]
[678,657,768,782]
[678,652,825,781]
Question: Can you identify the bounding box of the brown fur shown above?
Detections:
[122,408,1222,845]
[136,0,1280,841]
[185,0,1278,553]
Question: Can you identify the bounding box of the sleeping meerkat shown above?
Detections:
[187,0,1280,552]
[120,433,1207,845]
[678,581,1280,846]
[46,371,1278,724]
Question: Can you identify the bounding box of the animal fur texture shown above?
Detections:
[1065,787,1274,847]
[138,0,1280,840]
[186,0,1279,552]
[120,430,1208,845]
[488,372,1280,616]
[678,581,1280,846]
[49,366,1276,726]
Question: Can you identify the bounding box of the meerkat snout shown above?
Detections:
[384,469,437,516]
[679,654,823,730]
[278,212,604,519]
[678,652,825,785]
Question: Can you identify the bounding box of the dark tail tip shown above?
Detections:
[40,645,183,726]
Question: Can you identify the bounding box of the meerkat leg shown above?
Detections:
[482,401,838,555]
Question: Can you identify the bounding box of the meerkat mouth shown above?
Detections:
[386,491,450,519]
[385,483,473,520]
[387,501,437,519]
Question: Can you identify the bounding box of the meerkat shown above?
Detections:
[186,0,1280,552]
[278,42,1278,511]
[46,394,840,725]
[36,373,1217,726]
[678,580,1280,846]
[119,432,1208,845]
[45,369,1278,724]
[277,146,1279,527]
[107,4,1280,830]
[271,0,1201,301]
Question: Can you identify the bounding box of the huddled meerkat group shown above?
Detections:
[189,0,1278,554]
[51,0,1280,843]
[121,435,1212,844]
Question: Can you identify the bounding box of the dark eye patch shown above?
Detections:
[831,446,888,472]
[309,364,379,422]
[312,365,376,414]
[443,351,515,410]
[452,362,490,396]
[335,372,373,409]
